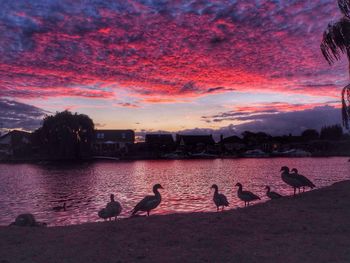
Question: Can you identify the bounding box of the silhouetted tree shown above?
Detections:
[321,0,350,129]
[320,124,343,140]
[33,111,94,160]
[242,131,271,145]
[301,129,319,141]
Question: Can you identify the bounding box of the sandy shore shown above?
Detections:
[1,181,350,263]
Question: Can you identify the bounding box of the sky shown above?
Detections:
[0,0,348,138]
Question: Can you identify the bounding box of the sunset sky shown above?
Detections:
[0,0,348,138]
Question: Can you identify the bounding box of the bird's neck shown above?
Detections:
[213,188,218,195]
[266,188,270,193]
[237,186,242,193]
[153,188,161,197]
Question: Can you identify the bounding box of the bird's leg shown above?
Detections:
[147,211,150,216]
[298,188,301,194]
[293,187,296,196]
[303,187,305,192]
[217,207,219,212]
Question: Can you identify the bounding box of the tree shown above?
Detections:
[301,129,319,141]
[321,0,350,129]
[33,111,94,160]
[320,124,343,140]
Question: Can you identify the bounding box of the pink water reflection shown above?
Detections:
[0,158,349,226]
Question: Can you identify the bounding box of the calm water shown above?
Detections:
[0,158,349,226]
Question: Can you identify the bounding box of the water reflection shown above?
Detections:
[0,158,349,226]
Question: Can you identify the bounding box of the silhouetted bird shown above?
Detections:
[53,202,66,212]
[211,184,229,211]
[265,186,282,199]
[290,168,315,192]
[235,183,260,207]
[98,194,122,221]
[280,166,303,196]
[132,184,163,216]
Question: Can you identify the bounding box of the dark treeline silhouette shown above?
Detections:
[0,109,349,161]
[320,124,343,140]
[32,111,95,160]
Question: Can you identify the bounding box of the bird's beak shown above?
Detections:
[160,186,164,189]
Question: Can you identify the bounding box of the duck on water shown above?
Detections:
[131,184,163,216]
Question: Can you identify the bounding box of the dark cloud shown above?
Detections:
[137,105,343,141]
[0,99,47,131]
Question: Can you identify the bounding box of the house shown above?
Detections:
[176,134,215,153]
[145,134,175,152]
[219,135,245,153]
[93,130,135,157]
[0,130,31,159]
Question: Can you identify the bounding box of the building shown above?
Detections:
[0,130,31,159]
[219,135,245,153]
[176,134,215,153]
[93,130,135,157]
[145,134,175,152]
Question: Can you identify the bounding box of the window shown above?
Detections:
[97,133,105,139]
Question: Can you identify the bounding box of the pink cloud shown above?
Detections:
[0,0,346,102]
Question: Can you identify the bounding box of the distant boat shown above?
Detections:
[243,149,269,158]
[161,151,187,160]
[273,149,311,157]
[189,152,218,159]
[93,156,120,161]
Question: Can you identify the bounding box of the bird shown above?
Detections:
[98,194,122,221]
[235,183,260,207]
[290,168,315,192]
[280,166,303,196]
[106,194,122,220]
[211,184,229,211]
[131,184,163,216]
[265,186,282,199]
[53,202,66,212]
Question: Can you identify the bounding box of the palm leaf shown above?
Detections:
[338,0,350,17]
[320,17,350,64]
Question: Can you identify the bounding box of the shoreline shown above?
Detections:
[1,180,350,262]
[0,154,349,164]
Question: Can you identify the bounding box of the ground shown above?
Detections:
[1,181,350,263]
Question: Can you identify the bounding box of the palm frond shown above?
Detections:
[320,17,350,64]
[338,0,350,17]
[342,84,350,129]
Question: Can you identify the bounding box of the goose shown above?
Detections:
[235,183,260,207]
[53,202,66,212]
[106,194,122,220]
[290,168,315,192]
[132,184,163,216]
[211,184,229,211]
[265,186,282,199]
[98,194,122,221]
[280,166,303,195]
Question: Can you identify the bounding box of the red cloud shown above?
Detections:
[0,0,346,102]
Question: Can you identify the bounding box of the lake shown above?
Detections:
[0,157,349,226]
